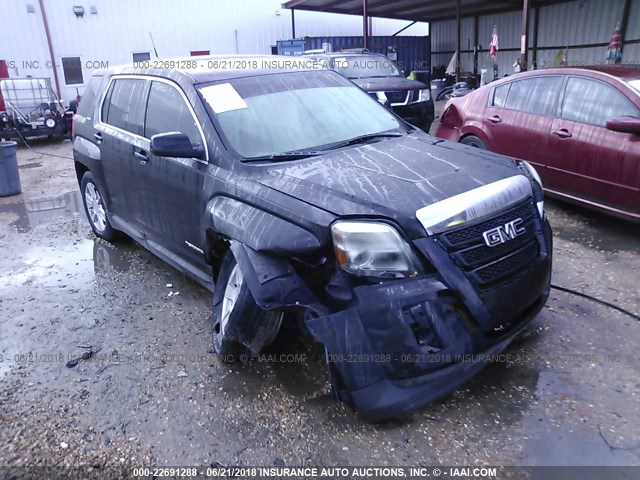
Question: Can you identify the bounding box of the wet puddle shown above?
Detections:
[0,190,84,233]
[0,190,136,289]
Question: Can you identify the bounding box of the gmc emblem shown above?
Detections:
[482,218,526,247]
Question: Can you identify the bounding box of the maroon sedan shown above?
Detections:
[435,67,640,222]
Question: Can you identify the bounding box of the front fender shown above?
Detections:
[212,243,325,315]
[205,196,322,255]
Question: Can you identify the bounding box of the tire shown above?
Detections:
[212,250,283,362]
[460,135,487,149]
[80,172,119,241]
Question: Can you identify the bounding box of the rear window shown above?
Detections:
[504,77,562,115]
[101,78,148,136]
[76,76,103,118]
[332,56,400,79]
[492,83,510,107]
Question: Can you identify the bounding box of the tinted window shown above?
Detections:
[101,82,113,123]
[103,78,147,135]
[505,77,561,115]
[62,57,84,85]
[561,77,638,127]
[77,76,103,118]
[145,81,201,144]
[492,83,509,107]
[332,56,400,79]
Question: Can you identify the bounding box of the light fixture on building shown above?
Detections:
[90,6,97,14]
[26,4,35,13]
[73,5,85,17]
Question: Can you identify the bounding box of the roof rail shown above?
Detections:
[339,48,371,54]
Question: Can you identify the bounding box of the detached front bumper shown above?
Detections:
[305,219,552,421]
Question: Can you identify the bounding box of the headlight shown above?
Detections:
[521,161,544,219]
[331,221,422,279]
[417,88,431,102]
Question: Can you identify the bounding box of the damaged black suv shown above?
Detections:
[73,56,552,421]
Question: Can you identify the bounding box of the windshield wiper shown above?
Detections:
[242,151,323,162]
[323,132,404,151]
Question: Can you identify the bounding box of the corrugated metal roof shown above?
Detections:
[282,0,570,22]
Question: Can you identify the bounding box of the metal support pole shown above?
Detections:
[473,15,479,78]
[291,8,296,39]
[520,0,531,70]
[532,6,539,69]
[619,0,632,61]
[455,0,461,81]
[363,0,369,50]
[38,0,61,97]
[392,20,417,37]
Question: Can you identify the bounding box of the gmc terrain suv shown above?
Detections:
[73,56,552,421]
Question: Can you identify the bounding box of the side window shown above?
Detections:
[504,77,562,115]
[77,76,103,118]
[145,81,201,145]
[100,82,113,123]
[561,77,639,127]
[102,78,147,135]
[492,83,509,108]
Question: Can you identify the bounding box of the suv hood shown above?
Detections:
[255,133,525,239]
[351,77,426,92]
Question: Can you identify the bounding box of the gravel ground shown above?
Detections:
[0,135,639,476]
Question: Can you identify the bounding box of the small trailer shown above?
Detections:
[0,77,75,140]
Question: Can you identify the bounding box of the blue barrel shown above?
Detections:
[0,141,21,197]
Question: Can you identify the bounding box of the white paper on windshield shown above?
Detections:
[200,83,248,114]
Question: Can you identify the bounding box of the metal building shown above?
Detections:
[0,0,428,103]
[430,0,640,79]
[285,0,640,80]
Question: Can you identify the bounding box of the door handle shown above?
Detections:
[134,150,149,164]
[488,115,502,124]
[552,129,572,139]
[94,132,103,142]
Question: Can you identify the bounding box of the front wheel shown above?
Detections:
[460,135,487,149]
[81,172,119,241]
[212,251,283,362]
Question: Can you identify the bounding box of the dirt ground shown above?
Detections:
[0,134,639,475]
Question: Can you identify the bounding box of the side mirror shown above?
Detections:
[606,116,640,135]
[150,132,204,159]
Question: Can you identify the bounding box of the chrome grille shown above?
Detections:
[385,91,410,104]
[436,201,539,289]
